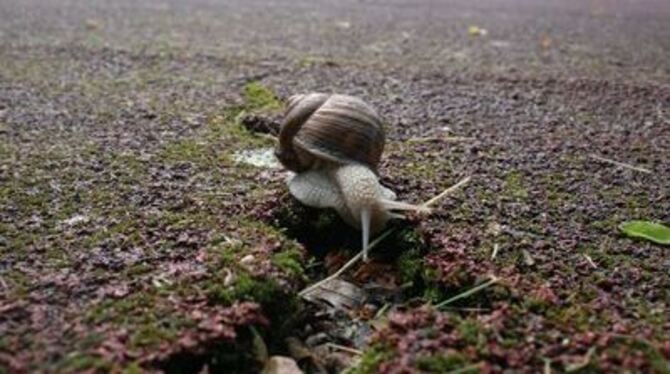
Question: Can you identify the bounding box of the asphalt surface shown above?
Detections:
[1,0,669,372]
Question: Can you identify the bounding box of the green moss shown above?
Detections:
[346,346,393,374]
[130,325,178,348]
[243,82,282,112]
[456,319,485,346]
[422,268,448,303]
[415,352,472,372]
[55,352,112,372]
[212,239,245,266]
[547,305,591,332]
[271,248,304,277]
[122,362,144,374]
[159,138,211,164]
[523,295,552,313]
[125,263,153,276]
[504,171,529,200]
[209,273,281,306]
[396,249,422,283]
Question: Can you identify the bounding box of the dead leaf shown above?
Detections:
[353,263,397,289]
[324,250,349,274]
[301,278,366,311]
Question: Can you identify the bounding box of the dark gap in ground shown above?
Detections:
[259,195,439,367]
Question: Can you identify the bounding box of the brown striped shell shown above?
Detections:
[275,93,386,173]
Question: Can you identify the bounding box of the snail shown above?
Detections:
[275,93,430,261]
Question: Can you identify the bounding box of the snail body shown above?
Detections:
[276,93,428,260]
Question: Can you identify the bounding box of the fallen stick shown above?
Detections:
[299,176,471,297]
[588,154,652,174]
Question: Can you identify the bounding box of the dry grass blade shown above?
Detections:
[422,176,471,208]
[588,154,652,174]
[491,243,500,260]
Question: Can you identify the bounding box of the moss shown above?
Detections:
[271,248,304,277]
[159,138,214,165]
[122,362,144,374]
[546,305,591,332]
[523,295,553,313]
[209,273,282,306]
[392,227,428,288]
[396,246,423,285]
[243,82,282,112]
[422,268,449,303]
[456,318,485,346]
[346,345,393,374]
[504,171,529,200]
[55,352,112,373]
[125,263,153,276]
[415,352,473,372]
[130,324,178,348]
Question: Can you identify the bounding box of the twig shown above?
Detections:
[434,276,500,309]
[588,154,652,174]
[298,177,472,297]
[325,343,363,356]
[422,176,471,208]
[491,243,500,260]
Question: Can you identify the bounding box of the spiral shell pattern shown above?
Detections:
[275,93,386,173]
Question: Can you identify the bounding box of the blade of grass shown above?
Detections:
[434,276,500,309]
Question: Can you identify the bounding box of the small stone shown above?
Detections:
[261,356,303,374]
[62,214,89,227]
[239,254,255,265]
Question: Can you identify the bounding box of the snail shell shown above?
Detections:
[275,93,385,173]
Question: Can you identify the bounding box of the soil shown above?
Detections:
[1,0,668,373]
